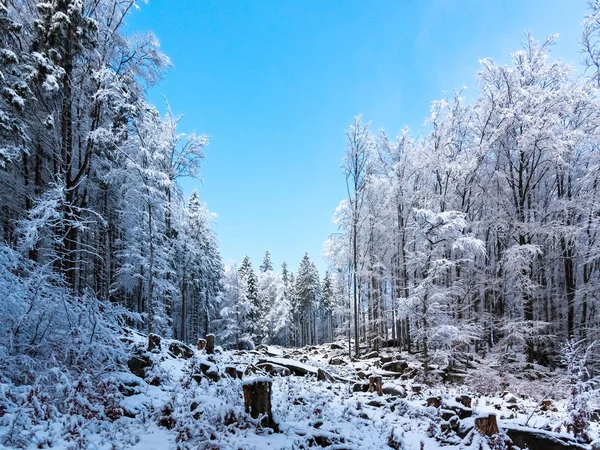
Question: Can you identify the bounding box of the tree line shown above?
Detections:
[217,251,338,349]
[0,0,222,352]
[325,25,600,368]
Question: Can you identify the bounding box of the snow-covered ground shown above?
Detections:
[1,333,598,449]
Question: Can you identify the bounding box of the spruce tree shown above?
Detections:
[260,250,274,272]
[238,254,261,342]
[282,261,289,284]
[295,253,321,346]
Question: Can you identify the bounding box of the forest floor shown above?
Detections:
[1,331,598,449]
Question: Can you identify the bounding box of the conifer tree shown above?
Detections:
[260,250,274,272]
[239,254,261,342]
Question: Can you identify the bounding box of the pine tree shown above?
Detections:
[260,250,274,272]
[294,253,321,346]
[238,255,261,342]
[282,261,289,284]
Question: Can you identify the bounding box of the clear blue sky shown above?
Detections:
[127,0,587,274]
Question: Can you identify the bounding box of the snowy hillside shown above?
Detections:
[2,330,597,449]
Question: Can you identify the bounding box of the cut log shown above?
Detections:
[206,334,215,354]
[199,361,220,382]
[540,400,554,411]
[353,382,369,392]
[456,395,472,408]
[197,339,207,351]
[368,375,383,396]
[427,396,441,408]
[259,357,318,377]
[224,365,243,379]
[504,425,589,450]
[475,413,499,436]
[256,362,291,377]
[382,360,408,373]
[317,368,335,382]
[242,378,277,430]
[168,342,193,359]
[148,333,161,352]
[329,357,346,366]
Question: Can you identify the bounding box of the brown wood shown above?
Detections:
[368,375,383,396]
[456,395,472,408]
[475,414,499,436]
[206,334,215,354]
[243,379,277,430]
[540,400,554,412]
[427,396,441,408]
[197,339,207,351]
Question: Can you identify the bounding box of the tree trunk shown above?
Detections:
[475,414,499,436]
[368,375,383,396]
[206,333,215,354]
[243,379,277,430]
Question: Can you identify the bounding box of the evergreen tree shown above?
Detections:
[238,254,261,342]
[260,250,274,272]
[294,253,321,346]
[282,261,289,284]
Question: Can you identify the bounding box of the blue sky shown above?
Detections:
[127,0,587,275]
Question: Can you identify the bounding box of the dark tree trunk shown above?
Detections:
[206,333,215,354]
[243,379,277,430]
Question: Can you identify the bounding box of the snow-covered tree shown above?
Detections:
[259,250,274,272]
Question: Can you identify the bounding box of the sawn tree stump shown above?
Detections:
[242,378,277,430]
[368,375,383,396]
[197,339,207,351]
[427,396,441,408]
[148,333,161,352]
[206,334,215,354]
[475,413,499,436]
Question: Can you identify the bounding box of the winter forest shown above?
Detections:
[2,1,600,449]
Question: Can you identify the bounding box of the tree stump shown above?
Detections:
[540,400,553,411]
[206,334,215,354]
[475,413,499,436]
[427,396,441,408]
[198,339,207,351]
[368,375,383,396]
[456,395,472,408]
[242,378,277,430]
[148,333,161,352]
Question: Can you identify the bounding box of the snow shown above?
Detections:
[1,338,599,449]
[131,424,175,450]
[242,376,273,385]
[262,357,319,375]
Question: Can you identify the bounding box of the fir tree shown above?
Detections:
[282,261,289,284]
[238,254,261,342]
[260,250,274,272]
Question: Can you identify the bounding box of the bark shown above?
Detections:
[242,379,277,430]
[475,414,499,436]
[206,333,215,354]
[368,375,383,396]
